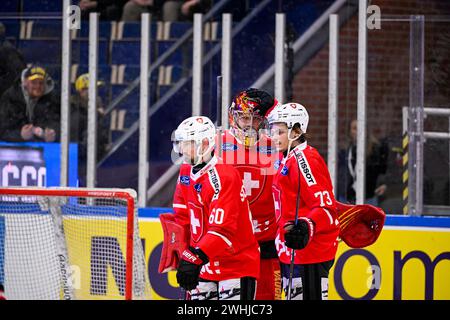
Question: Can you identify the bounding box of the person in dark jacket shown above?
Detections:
[0,22,27,97]
[0,65,60,142]
[337,119,389,206]
[70,73,109,162]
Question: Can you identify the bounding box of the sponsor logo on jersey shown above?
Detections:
[194,183,202,193]
[180,175,190,186]
[281,166,289,176]
[208,168,221,200]
[295,151,316,186]
[256,146,274,154]
[222,143,238,151]
[274,160,281,170]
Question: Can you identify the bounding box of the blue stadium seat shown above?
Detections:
[167,65,184,84]
[18,39,109,65]
[29,20,113,39]
[121,65,140,83]
[2,0,20,12]
[110,40,155,65]
[76,21,113,39]
[158,85,173,99]
[111,41,139,65]
[111,84,139,128]
[156,41,191,66]
[0,19,21,39]
[18,39,61,64]
[22,0,62,13]
[29,20,61,38]
[118,22,158,39]
[71,39,109,64]
[168,22,191,40]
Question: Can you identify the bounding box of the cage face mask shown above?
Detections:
[231,110,267,147]
[229,91,270,147]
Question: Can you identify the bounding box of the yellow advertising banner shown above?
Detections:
[328,226,450,300]
[140,221,450,300]
[55,218,450,300]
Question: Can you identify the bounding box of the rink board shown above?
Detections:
[1,207,449,300]
[138,211,450,300]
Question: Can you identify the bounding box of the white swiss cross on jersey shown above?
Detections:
[234,165,267,204]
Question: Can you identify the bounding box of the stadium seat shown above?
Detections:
[156,41,191,66]
[157,85,173,99]
[18,39,109,65]
[168,22,191,40]
[28,20,61,38]
[0,19,21,39]
[2,0,20,12]
[158,65,184,86]
[79,40,111,64]
[22,0,62,13]
[75,21,113,39]
[111,40,155,65]
[111,84,140,127]
[18,39,61,64]
[115,21,158,40]
[120,65,140,84]
[27,21,112,40]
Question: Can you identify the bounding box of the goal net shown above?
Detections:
[0,187,151,300]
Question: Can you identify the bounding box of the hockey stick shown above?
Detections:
[287,147,301,300]
[216,75,223,158]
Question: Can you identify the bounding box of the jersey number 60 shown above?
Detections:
[209,208,225,225]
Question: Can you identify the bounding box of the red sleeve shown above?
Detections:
[295,151,337,233]
[172,173,190,228]
[197,169,246,259]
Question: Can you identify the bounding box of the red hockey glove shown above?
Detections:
[158,213,188,273]
[0,284,5,300]
[283,217,315,250]
[176,247,209,291]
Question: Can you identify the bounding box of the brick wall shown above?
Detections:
[292,0,450,156]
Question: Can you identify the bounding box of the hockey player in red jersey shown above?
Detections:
[222,88,282,300]
[267,102,340,300]
[172,115,260,300]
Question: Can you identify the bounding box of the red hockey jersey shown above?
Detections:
[272,142,340,264]
[219,130,281,243]
[172,156,260,281]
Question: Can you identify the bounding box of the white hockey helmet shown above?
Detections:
[173,116,216,165]
[267,102,309,133]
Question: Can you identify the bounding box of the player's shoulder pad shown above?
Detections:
[178,164,191,186]
[214,163,241,181]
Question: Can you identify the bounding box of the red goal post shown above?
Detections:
[0,187,151,300]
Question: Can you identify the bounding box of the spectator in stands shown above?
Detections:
[0,22,26,97]
[79,0,128,21]
[161,0,212,21]
[0,65,60,142]
[70,73,110,167]
[121,0,160,21]
[337,119,389,206]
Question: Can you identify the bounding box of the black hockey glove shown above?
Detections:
[176,247,209,291]
[284,217,315,250]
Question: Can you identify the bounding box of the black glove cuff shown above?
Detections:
[190,247,209,264]
[259,240,278,259]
